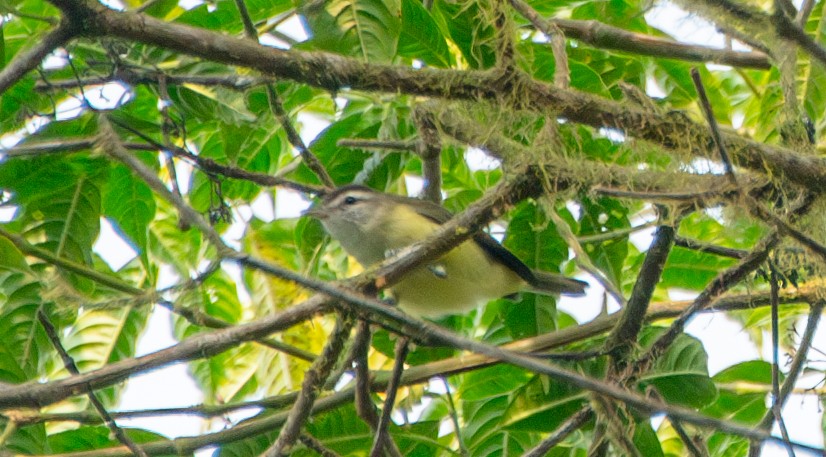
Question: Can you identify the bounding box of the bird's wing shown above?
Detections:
[401,195,537,283]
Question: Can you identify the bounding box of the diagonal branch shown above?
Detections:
[233,0,335,189]
[369,336,409,457]
[37,309,148,457]
[605,223,677,367]
[508,0,771,69]
[0,21,77,95]
[625,231,781,380]
[523,406,593,457]
[263,315,353,456]
[751,300,825,452]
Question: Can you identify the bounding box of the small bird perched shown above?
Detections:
[304,185,587,317]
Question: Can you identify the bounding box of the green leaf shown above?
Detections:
[504,201,569,273]
[432,0,495,69]
[300,0,403,61]
[167,85,256,125]
[188,343,259,404]
[48,426,173,453]
[102,163,156,260]
[703,361,771,425]
[661,212,760,290]
[172,270,253,403]
[501,294,559,340]
[460,364,532,402]
[578,196,629,289]
[372,328,456,365]
[465,394,540,456]
[175,0,242,32]
[147,200,205,275]
[639,328,717,409]
[0,250,49,378]
[292,110,380,185]
[0,155,107,292]
[633,421,665,457]
[571,0,648,32]
[398,0,452,68]
[188,123,281,212]
[0,419,47,455]
[660,247,736,291]
[503,375,590,433]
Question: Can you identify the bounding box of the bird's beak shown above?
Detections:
[302,206,327,219]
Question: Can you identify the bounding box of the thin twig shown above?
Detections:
[772,7,826,67]
[352,321,405,457]
[298,434,342,457]
[626,231,781,379]
[336,139,418,151]
[37,309,149,457]
[182,0,333,192]
[156,74,186,227]
[493,0,515,70]
[549,209,625,305]
[35,72,274,91]
[0,22,76,95]
[674,236,748,259]
[695,61,826,281]
[353,321,379,426]
[751,300,825,454]
[508,0,771,69]
[104,86,322,196]
[669,418,709,457]
[746,200,826,266]
[577,220,657,243]
[592,186,733,205]
[550,24,569,88]
[263,315,353,457]
[267,84,335,188]
[691,68,738,187]
[522,406,593,457]
[768,266,796,457]
[591,395,642,457]
[234,0,258,38]
[441,377,468,456]
[369,336,410,457]
[796,0,816,24]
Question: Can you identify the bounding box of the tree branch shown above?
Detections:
[605,223,677,366]
[37,310,148,457]
[0,21,76,95]
[522,406,593,457]
[508,0,771,69]
[37,0,826,194]
[263,315,352,456]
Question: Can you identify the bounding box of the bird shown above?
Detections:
[304,185,587,317]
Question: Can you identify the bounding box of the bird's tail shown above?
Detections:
[528,271,588,296]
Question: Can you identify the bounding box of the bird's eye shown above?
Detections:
[343,196,358,205]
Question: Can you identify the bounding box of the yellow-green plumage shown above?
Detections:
[305,185,586,318]
[382,204,525,317]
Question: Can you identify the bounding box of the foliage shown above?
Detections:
[0,0,825,454]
